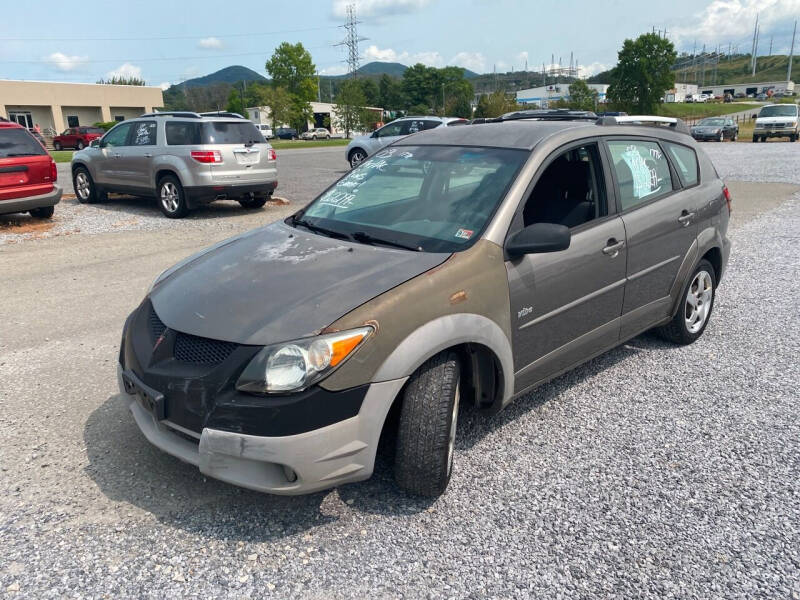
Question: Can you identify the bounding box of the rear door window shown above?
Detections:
[606,140,673,211]
[664,142,699,187]
[131,121,157,146]
[0,128,47,157]
[202,121,262,144]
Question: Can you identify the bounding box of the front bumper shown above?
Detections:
[119,364,406,495]
[753,128,797,137]
[0,185,61,215]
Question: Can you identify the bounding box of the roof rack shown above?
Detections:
[199,111,245,119]
[597,115,690,134]
[493,109,599,122]
[140,111,202,119]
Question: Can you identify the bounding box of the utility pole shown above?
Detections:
[769,36,773,56]
[789,20,797,89]
[335,4,368,78]
[701,44,706,86]
[753,23,760,76]
[750,13,759,74]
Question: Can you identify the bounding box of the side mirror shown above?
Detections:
[371,131,379,138]
[506,223,571,258]
[89,139,99,148]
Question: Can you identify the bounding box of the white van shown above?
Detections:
[256,124,273,140]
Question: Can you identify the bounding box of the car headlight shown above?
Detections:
[236,326,373,394]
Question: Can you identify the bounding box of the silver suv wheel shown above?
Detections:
[160,181,180,213]
[685,270,713,333]
[349,149,367,168]
[75,172,91,201]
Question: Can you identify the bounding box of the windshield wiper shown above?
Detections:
[290,214,350,240]
[352,231,421,252]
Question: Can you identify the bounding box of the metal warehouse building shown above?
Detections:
[0,80,164,134]
[516,83,609,107]
[692,80,795,98]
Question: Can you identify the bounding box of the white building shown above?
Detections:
[664,83,698,103]
[692,80,795,98]
[516,83,610,107]
[247,101,383,137]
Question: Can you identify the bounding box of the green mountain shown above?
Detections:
[176,65,266,89]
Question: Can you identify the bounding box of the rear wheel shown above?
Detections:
[311,135,317,140]
[238,196,268,209]
[157,175,188,219]
[656,259,716,345]
[394,351,461,497]
[752,135,758,143]
[29,205,54,219]
[53,141,62,151]
[349,149,367,169]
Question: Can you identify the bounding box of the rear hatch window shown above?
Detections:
[166,121,263,145]
[0,128,47,158]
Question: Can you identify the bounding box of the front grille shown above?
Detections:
[174,332,238,365]
[148,304,167,342]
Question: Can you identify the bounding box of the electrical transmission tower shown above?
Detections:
[335,4,368,78]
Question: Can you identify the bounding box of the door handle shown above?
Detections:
[143,153,153,158]
[678,210,695,226]
[112,152,121,158]
[602,239,625,257]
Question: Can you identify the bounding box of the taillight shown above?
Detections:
[50,160,57,182]
[267,149,277,161]
[722,185,732,214]
[191,150,223,164]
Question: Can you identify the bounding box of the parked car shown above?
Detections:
[345,116,468,168]
[693,94,710,103]
[52,126,104,150]
[755,93,769,101]
[118,111,731,497]
[734,92,746,99]
[0,119,61,218]
[275,127,298,140]
[70,112,277,218]
[300,127,331,140]
[690,117,738,142]
[256,124,273,140]
[752,103,800,142]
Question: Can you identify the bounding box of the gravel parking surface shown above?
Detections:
[1,144,799,598]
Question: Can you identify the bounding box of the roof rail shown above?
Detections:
[140,111,202,119]
[493,109,599,122]
[199,111,245,119]
[597,115,690,134]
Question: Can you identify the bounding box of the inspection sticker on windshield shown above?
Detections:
[454,228,474,240]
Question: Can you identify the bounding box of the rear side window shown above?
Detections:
[0,128,47,157]
[166,122,202,145]
[607,140,673,211]
[202,121,262,144]
[131,121,157,146]
[664,143,699,187]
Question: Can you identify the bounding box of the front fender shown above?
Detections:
[372,313,514,407]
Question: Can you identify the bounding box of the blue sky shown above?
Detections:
[1,0,798,87]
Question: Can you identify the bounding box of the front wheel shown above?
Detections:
[311,135,317,140]
[29,205,54,219]
[718,131,724,142]
[73,167,103,203]
[394,352,461,497]
[77,140,85,150]
[752,135,758,143]
[53,141,62,151]
[157,175,188,219]
[731,131,737,142]
[349,149,367,169]
[656,259,716,345]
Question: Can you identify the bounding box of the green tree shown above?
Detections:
[402,63,440,111]
[96,75,145,86]
[567,79,599,111]
[473,91,517,118]
[265,42,318,101]
[334,79,368,137]
[225,84,248,116]
[256,86,293,128]
[378,74,404,110]
[360,79,380,107]
[607,33,677,114]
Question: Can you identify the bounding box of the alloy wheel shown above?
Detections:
[160,182,180,213]
[350,151,366,168]
[75,172,91,201]
[685,270,713,333]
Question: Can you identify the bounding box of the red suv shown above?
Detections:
[0,120,61,218]
[53,126,104,150]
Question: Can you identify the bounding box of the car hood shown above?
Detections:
[149,221,449,345]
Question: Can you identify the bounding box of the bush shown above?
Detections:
[93,121,118,131]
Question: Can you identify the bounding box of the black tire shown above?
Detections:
[311,135,317,140]
[349,149,367,169]
[718,131,724,142]
[752,135,758,143]
[656,259,716,345]
[72,166,103,204]
[77,140,85,150]
[394,351,461,497]
[53,141,62,151]
[157,175,189,219]
[238,196,268,209]
[29,205,54,219]
[731,131,737,142]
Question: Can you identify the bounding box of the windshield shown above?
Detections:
[299,145,528,253]
[759,105,798,118]
[699,118,725,126]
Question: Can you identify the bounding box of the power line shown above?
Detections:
[1,25,341,42]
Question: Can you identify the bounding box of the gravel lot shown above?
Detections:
[1,144,799,598]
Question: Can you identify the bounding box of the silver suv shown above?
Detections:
[345,116,467,168]
[71,112,278,218]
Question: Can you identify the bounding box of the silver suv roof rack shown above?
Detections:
[140,111,202,119]
[199,111,245,119]
[597,115,690,134]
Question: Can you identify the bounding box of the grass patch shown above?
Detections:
[270,138,350,150]
[50,150,74,163]
[659,102,760,119]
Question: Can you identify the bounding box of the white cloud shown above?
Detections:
[45,52,88,72]
[106,63,143,80]
[672,0,800,47]
[450,52,486,73]
[198,37,223,50]
[363,45,443,67]
[320,64,348,75]
[159,82,171,90]
[579,61,610,77]
[515,51,530,70]
[332,0,431,18]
